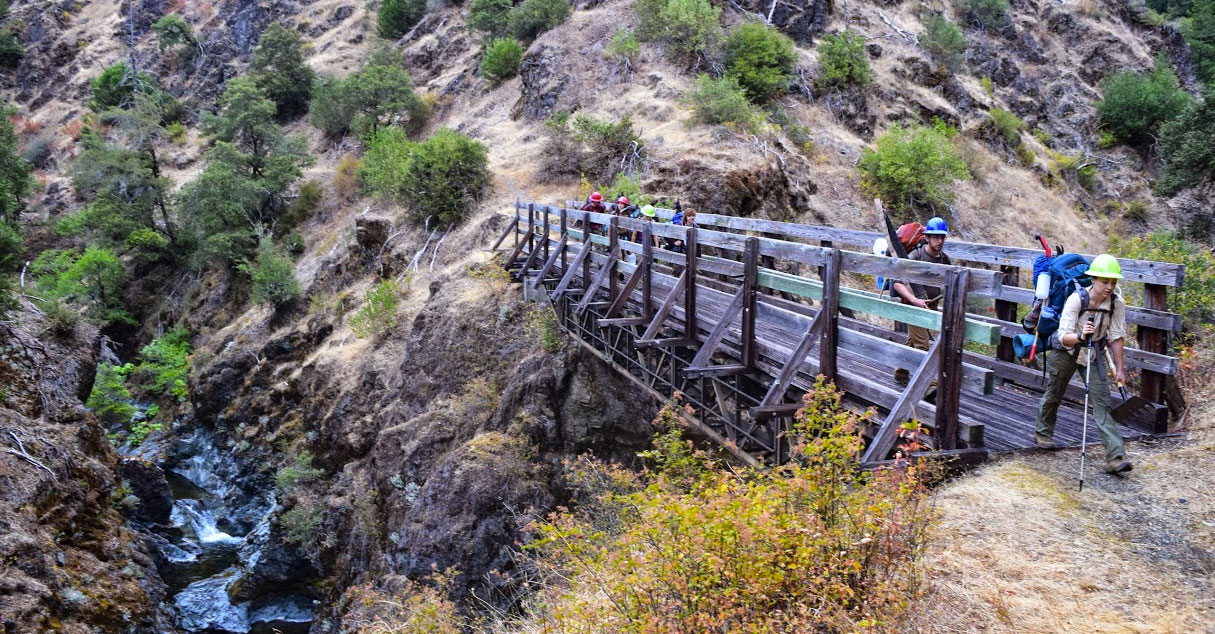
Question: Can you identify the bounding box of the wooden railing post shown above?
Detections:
[1139,283,1168,417]
[542,205,550,264]
[514,199,520,249]
[684,227,698,342]
[818,248,841,383]
[560,207,568,272]
[642,222,653,319]
[527,203,535,258]
[742,237,759,368]
[608,216,620,302]
[581,211,591,290]
[996,265,1019,362]
[936,268,970,450]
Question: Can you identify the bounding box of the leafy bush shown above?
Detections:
[1109,232,1215,329]
[467,0,514,36]
[87,363,138,425]
[362,127,491,227]
[1096,59,1191,147]
[685,74,763,130]
[922,14,966,72]
[1157,87,1215,195]
[129,328,190,400]
[723,22,797,102]
[507,0,570,41]
[817,31,872,89]
[308,74,353,138]
[152,14,197,61]
[89,63,139,112]
[1185,0,1215,86]
[275,449,324,493]
[0,27,21,68]
[318,48,427,140]
[957,0,1008,27]
[280,502,322,545]
[987,107,1024,145]
[250,22,316,121]
[522,380,936,632]
[281,180,324,231]
[20,131,53,168]
[43,298,82,337]
[604,28,640,69]
[242,236,300,306]
[350,279,400,338]
[479,36,525,81]
[858,121,971,216]
[1046,150,1097,190]
[635,0,721,60]
[335,154,363,200]
[31,247,132,325]
[378,0,428,39]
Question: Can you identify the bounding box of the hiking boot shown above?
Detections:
[1105,458,1133,474]
[1034,433,1058,450]
[894,368,910,384]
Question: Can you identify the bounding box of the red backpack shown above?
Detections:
[896,223,926,253]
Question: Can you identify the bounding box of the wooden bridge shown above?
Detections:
[492,200,1186,467]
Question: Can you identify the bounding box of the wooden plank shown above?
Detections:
[686,285,745,371]
[575,235,621,314]
[549,243,591,300]
[819,248,841,383]
[936,269,970,450]
[741,237,759,368]
[529,233,568,292]
[606,256,646,318]
[516,234,543,280]
[996,265,1019,362]
[863,338,944,463]
[608,216,619,302]
[966,313,1178,375]
[753,312,825,415]
[1139,283,1168,405]
[636,272,687,346]
[685,228,698,344]
[997,284,1181,331]
[683,364,749,379]
[490,216,519,252]
[642,223,653,320]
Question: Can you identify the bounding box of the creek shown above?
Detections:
[123,422,316,634]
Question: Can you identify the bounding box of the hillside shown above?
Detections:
[0,0,1212,631]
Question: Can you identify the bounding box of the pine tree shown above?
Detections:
[250,23,316,121]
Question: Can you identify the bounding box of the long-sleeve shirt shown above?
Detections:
[1057,289,1126,367]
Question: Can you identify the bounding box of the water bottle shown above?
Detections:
[1035,272,1051,299]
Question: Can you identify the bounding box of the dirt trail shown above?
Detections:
[918,399,1215,633]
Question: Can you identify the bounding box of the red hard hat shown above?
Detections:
[590,192,603,202]
[617,196,629,205]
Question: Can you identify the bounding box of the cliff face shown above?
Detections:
[0,317,170,633]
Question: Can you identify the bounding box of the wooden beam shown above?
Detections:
[996,265,1019,362]
[741,237,759,368]
[636,272,687,348]
[997,284,1181,331]
[863,338,943,463]
[606,256,646,318]
[686,285,745,372]
[642,223,653,320]
[935,269,970,450]
[1138,283,1168,406]
[685,228,699,344]
[549,243,591,300]
[529,233,568,292]
[575,236,621,314]
[752,311,825,418]
[490,216,519,252]
[819,248,841,383]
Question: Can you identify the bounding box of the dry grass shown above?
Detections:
[918,385,1215,633]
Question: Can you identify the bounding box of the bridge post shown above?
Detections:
[609,216,620,302]
[818,248,841,383]
[514,199,520,249]
[527,203,535,263]
[684,227,698,343]
[560,207,567,272]
[581,211,591,292]
[542,205,550,265]
[996,265,1019,362]
[742,237,759,368]
[642,223,653,318]
[936,268,970,450]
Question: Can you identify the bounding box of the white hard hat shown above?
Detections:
[872,237,889,256]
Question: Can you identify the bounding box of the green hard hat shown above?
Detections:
[1087,254,1124,279]
[641,204,656,217]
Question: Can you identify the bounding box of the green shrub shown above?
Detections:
[128,415,163,447]
[635,0,721,61]
[250,22,316,121]
[86,363,138,426]
[1046,150,1097,190]
[723,22,797,102]
[350,279,400,338]
[363,127,491,227]
[281,180,324,231]
[0,27,21,68]
[378,0,428,39]
[1185,0,1215,86]
[987,108,1024,145]
[979,75,994,96]
[129,329,190,400]
[280,502,322,545]
[467,0,515,36]
[89,63,139,112]
[1157,87,1215,195]
[1096,59,1191,147]
[242,237,300,306]
[858,121,971,216]
[31,247,132,325]
[152,14,197,61]
[957,0,1008,27]
[275,449,324,493]
[817,31,872,89]
[42,298,81,337]
[479,36,525,81]
[922,14,966,72]
[507,0,570,42]
[604,29,641,69]
[685,74,763,130]
[1109,232,1215,329]
[342,48,428,139]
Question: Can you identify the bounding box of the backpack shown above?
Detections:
[896,223,926,253]
[1014,253,1094,358]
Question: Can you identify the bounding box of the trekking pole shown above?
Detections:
[1079,334,1093,491]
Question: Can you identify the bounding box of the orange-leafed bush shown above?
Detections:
[339,571,467,634]
[61,118,84,141]
[521,378,938,632]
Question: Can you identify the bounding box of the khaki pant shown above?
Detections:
[894,315,936,383]
[1035,347,1126,462]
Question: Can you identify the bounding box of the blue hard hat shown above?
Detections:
[924,216,949,236]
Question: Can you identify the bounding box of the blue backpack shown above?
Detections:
[1013,253,1092,358]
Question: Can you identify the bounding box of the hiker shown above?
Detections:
[630,204,663,248]
[1034,254,1132,474]
[892,216,951,382]
[582,191,607,234]
[666,201,697,253]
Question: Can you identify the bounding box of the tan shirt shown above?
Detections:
[1057,288,1126,366]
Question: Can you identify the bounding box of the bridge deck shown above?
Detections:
[497,202,1181,466]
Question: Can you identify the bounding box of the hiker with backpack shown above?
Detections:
[1034,254,1133,474]
[892,217,951,382]
[666,200,696,253]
